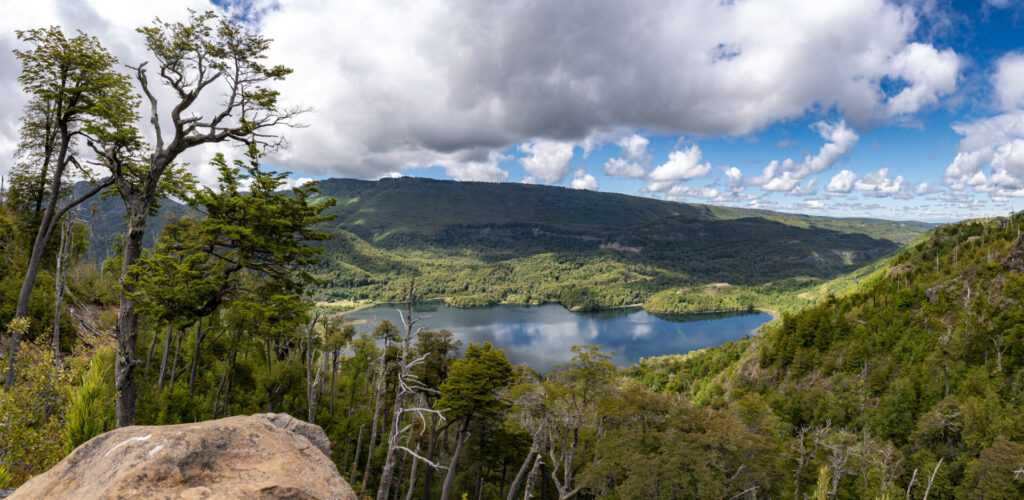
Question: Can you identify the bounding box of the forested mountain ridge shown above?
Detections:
[629,213,1024,497]
[306,177,931,309]
[84,176,932,312]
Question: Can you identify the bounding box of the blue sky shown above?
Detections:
[3,0,1024,222]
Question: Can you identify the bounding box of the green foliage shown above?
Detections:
[812,465,830,500]
[437,342,514,422]
[0,336,76,486]
[62,345,114,453]
[627,213,1024,496]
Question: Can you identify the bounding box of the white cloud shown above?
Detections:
[723,166,743,187]
[994,52,1024,111]
[603,158,646,179]
[645,145,712,192]
[885,43,960,116]
[914,182,941,195]
[827,169,857,193]
[604,134,650,178]
[0,0,963,182]
[438,153,510,182]
[667,185,719,200]
[748,121,859,193]
[942,110,1024,198]
[570,168,599,190]
[788,178,819,197]
[854,167,905,197]
[517,139,576,184]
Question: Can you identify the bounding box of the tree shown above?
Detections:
[435,342,514,500]
[377,281,448,500]
[542,345,615,500]
[92,10,303,426]
[4,27,133,390]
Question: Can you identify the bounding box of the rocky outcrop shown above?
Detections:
[1001,236,1024,273]
[9,413,355,500]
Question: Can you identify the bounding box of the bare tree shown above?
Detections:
[991,334,1007,372]
[306,312,323,424]
[92,10,303,426]
[790,425,824,500]
[377,280,447,500]
[52,207,77,365]
[922,458,943,500]
[507,383,548,500]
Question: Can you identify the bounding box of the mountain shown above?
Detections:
[86,177,932,310]
[306,177,931,308]
[75,186,194,266]
[628,213,1024,496]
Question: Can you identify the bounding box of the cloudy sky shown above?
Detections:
[2,0,1024,222]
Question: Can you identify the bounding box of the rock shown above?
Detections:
[1001,236,1024,273]
[251,412,332,458]
[8,413,355,500]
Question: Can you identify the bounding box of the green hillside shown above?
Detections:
[306,177,930,309]
[86,177,932,311]
[628,213,1024,497]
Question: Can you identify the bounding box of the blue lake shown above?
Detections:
[345,302,772,371]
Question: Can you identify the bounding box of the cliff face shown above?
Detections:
[8,413,356,500]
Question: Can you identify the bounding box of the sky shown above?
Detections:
[1,0,1024,222]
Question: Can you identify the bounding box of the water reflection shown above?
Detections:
[345,302,771,372]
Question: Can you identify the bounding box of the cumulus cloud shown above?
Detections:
[0,0,963,182]
[994,52,1024,111]
[645,145,712,192]
[747,121,859,193]
[885,43,960,116]
[854,167,906,197]
[518,139,576,184]
[570,168,599,190]
[942,110,1024,198]
[604,134,650,178]
[827,169,858,193]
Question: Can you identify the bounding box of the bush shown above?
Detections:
[62,345,115,454]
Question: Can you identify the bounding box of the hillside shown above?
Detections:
[307,177,930,308]
[628,213,1024,497]
[86,177,932,311]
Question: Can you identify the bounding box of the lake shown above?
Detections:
[344,302,772,371]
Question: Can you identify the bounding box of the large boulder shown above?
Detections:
[9,413,356,499]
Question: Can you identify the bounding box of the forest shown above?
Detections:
[2,9,1023,500]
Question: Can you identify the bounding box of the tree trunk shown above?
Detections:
[331,350,339,417]
[507,448,538,500]
[168,329,183,387]
[188,318,204,396]
[158,325,172,389]
[5,129,70,390]
[362,360,387,496]
[403,444,421,500]
[440,421,471,500]
[53,211,73,366]
[221,348,238,416]
[145,327,158,370]
[421,417,451,500]
[522,455,542,500]
[306,315,320,424]
[115,202,150,427]
[351,424,366,486]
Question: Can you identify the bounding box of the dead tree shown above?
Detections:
[377,279,447,500]
[306,312,323,424]
[507,384,549,500]
[52,208,76,365]
[922,458,943,500]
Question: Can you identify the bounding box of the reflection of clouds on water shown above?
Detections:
[629,323,653,340]
[347,303,769,372]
